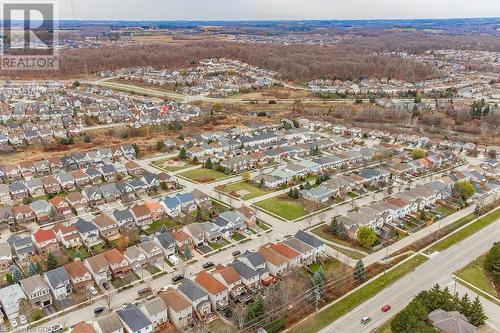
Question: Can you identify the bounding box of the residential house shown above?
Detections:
[282,238,314,265]
[30,199,54,223]
[94,214,120,241]
[19,274,52,308]
[124,245,147,271]
[235,206,257,227]
[212,264,246,300]
[125,161,143,177]
[44,267,72,300]
[9,181,29,201]
[229,260,260,290]
[26,178,44,197]
[64,259,93,290]
[177,279,212,320]
[140,297,169,332]
[102,249,131,278]
[131,204,153,229]
[116,304,153,333]
[49,197,73,218]
[66,192,88,215]
[32,228,60,255]
[53,223,82,248]
[93,313,124,333]
[82,186,105,208]
[0,242,13,272]
[84,254,110,286]
[154,231,176,259]
[75,218,100,247]
[143,202,163,221]
[56,172,76,191]
[73,170,91,188]
[258,246,288,277]
[0,207,14,229]
[7,234,34,263]
[100,183,120,203]
[428,309,477,333]
[269,243,301,269]
[195,271,229,310]
[294,230,325,261]
[111,208,135,230]
[12,205,35,224]
[159,288,192,329]
[0,284,27,320]
[71,322,96,333]
[137,241,163,267]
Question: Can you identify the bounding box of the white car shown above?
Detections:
[19,315,27,325]
[49,324,64,333]
[89,286,98,296]
[10,319,18,329]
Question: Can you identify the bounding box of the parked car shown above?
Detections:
[89,286,98,296]
[49,324,64,333]
[202,261,214,269]
[102,282,110,290]
[232,250,241,257]
[172,274,184,282]
[94,307,105,315]
[19,315,27,325]
[138,287,152,296]
[360,316,372,324]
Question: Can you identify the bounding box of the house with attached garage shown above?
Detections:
[0,242,13,272]
[121,144,136,160]
[12,205,35,224]
[137,241,164,267]
[116,182,136,201]
[0,284,27,321]
[177,279,212,321]
[140,297,169,332]
[66,192,88,215]
[159,288,193,329]
[269,242,301,269]
[258,245,288,277]
[154,231,176,259]
[131,203,153,228]
[159,196,182,217]
[235,206,257,227]
[9,181,29,201]
[72,169,91,188]
[218,210,247,232]
[85,168,102,185]
[84,254,111,286]
[30,199,54,223]
[117,304,153,333]
[294,230,325,261]
[43,267,72,300]
[195,271,230,310]
[42,176,62,194]
[103,249,132,278]
[0,207,14,229]
[94,213,120,241]
[56,172,76,191]
[26,178,45,197]
[124,245,147,271]
[282,237,316,266]
[52,223,82,248]
[100,183,121,203]
[238,250,271,283]
[0,185,12,206]
[64,259,93,290]
[20,274,52,308]
[229,260,260,290]
[83,186,105,208]
[212,264,246,300]
[100,164,117,182]
[49,197,73,218]
[93,313,124,333]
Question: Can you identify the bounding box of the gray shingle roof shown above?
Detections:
[116,304,152,332]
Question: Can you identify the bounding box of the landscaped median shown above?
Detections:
[425,208,500,254]
[288,254,428,333]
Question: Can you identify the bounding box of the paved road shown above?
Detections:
[318,217,500,333]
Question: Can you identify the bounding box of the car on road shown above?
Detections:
[381,304,392,312]
[19,315,27,325]
[138,287,152,296]
[172,274,184,282]
[49,324,64,333]
[202,261,214,269]
[102,282,110,290]
[89,286,98,296]
[94,307,105,315]
[232,250,241,257]
[360,316,372,324]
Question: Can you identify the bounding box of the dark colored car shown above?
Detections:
[202,261,215,269]
[94,307,105,315]
[138,287,152,296]
[232,250,241,257]
[172,274,184,282]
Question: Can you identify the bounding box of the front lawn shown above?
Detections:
[426,208,500,253]
[208,242,224,250]
[289,255,428,333]
[346,192,359,198]
[456,255,498,297]
[111,272,139,289]
[255,197,324,221]
[179,168,228,183]
[222,181,273,200]
[434,205,456,217]
[231,233,247,242]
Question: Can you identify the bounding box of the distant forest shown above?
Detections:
[3,31,499,80]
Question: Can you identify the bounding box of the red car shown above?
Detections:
[381,304,392,312]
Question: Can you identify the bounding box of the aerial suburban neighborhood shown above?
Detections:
[0,2,498,333]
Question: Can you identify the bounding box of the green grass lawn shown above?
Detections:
[255,197,309,221]
[311,225,370,254]
[208,318,235,333]
[289,255,428,333]
[91,243,107,254]
[65,247,90,260]
[223,181,273,200]
[152,159,195,172]
[434,205,457,217]
[257,220,272,231]
[426,209,500,253]
[209,242,224,250]
[347,192,359,198]
[456,255,497,297]
[231,233,246,242]
[327,244,366,260]
[179,168,228,183]
[144,218,179,235]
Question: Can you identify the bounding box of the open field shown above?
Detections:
[221,181,274,200]
[311,225,371,254]
[289,255,428,333]
[456,255,498,298]
[426,209,500,254]
[151,158,196,172]
[255,196,324,221]
[178,168,228,183]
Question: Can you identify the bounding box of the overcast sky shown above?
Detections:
[54,0,500,21]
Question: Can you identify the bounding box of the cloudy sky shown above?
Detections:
[55,0,499,20]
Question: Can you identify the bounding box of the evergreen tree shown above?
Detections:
[178,147,187,160]
[46,253,59,271]
[336,222,348,240]
[484,242,500,282]
[183,246,192,259]
[204,157,213,169]
[11,266,22,282]
[27,261,38,276]
[459,294,472,318]
[259,178,265,188]
[353,260,365,284]
[468,295,487,327]
[310,266,326,299]
[247,295,266,321]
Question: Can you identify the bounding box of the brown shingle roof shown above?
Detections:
[195,271,227,295]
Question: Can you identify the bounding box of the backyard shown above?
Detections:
[221,181,274,200]
[145,217,180,235]
[311,225,371,254]
[179,168,228,183]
